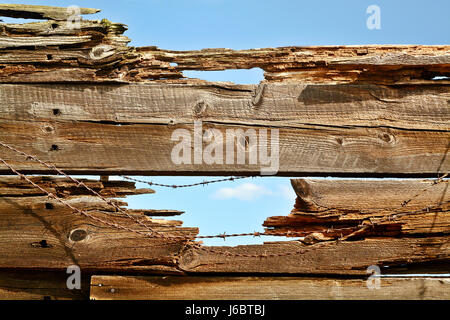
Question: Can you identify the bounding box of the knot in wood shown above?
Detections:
[89,44,115,60]
[193,100,208,116]
[69,229,87,242]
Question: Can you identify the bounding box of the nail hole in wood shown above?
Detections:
[45,202,54,209]
[37,240,50,248]
[50,144,59,151]
[52,108,61,116]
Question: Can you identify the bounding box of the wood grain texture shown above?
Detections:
[0,176,154,197]
[0,4,99,20]
[289,178,449,211]
[0,270,89,300]
[90,275,450,300]
[137,45,450,84]
[0,177,195,272]
[0,83,448,176]
[263,179,450,239]
[0,7,448,84]
[178,238,450,275]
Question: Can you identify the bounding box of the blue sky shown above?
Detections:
[5,0,449,245]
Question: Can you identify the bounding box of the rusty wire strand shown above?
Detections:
[120,175,253,188]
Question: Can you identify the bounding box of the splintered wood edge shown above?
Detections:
[0,4,100,20]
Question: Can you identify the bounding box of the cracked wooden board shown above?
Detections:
[264,179,450,239]
[0,177,195,272]
[0,83,448,176]
[89,275,450,300]
[0,4,448,84]
[1,118,448,176]
[178,238,450,275]
[0,83,449,129]
[0,4,99,21]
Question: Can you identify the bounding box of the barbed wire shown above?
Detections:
[120,175,253,188]
[0,139,448,258]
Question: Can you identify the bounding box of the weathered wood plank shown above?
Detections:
[0,176,154,197]
[289,179,449,212]
[0,83,448,129]
[0,83,448,176]
[178,238,450,275]
[0,35,93,49]
[0,30,448,83]
[90,275,450,300]
[0,4,447,83]
[137,45,450,84]
[0,4,99,20]
[0,195,195,271]
[1,119,448,176]
[264,179,450,239]
[0,176,195,272]
[0,270,89,300]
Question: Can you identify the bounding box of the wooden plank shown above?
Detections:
[0,4,99,20]
[0,270,90,300]
[0,20,127,37]
[0,4,447,83]
[264,179,450,239]
[0,44,449,83]
[0,83,448,176]
[178,238,450,275]
[0,176,196,272]
[1,83,448,129]
[90,275,450,300]
[289,178,449,212]
[137,45,450,84]
[0,35,93,49]
[0,176,154,197]
[0,194,195,272]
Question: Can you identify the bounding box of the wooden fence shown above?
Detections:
[0,3,448,300]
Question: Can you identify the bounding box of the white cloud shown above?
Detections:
[212,183,272,201]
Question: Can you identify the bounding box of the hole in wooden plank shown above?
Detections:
[120,176,297,246]
[52,108,61,116]
[432,76,450,80]
[46,54,53,60]
[39,240,49,247]
[31,239,52,248]
[45,202,54,209]
[182,68,264,84]
[49,144,60,151]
